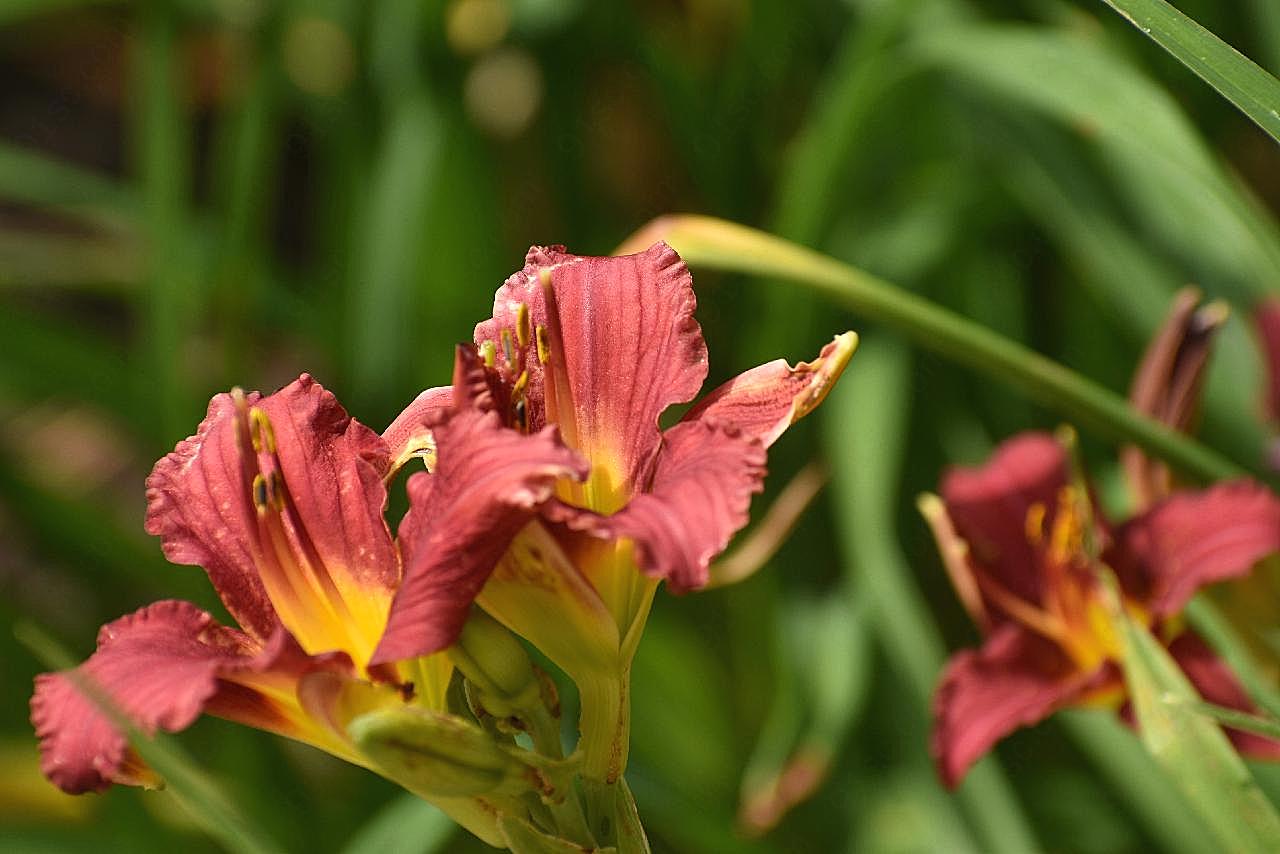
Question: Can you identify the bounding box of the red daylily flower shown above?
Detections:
[31,373,582,845]
[921,432,1280,788]
[371,242,855,779]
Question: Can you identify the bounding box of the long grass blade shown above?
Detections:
[1098,0,1280,143]
[1117,600,1280,851]
[1060,712,1219,854]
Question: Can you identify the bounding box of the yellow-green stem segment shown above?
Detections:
[620,215,1251,487]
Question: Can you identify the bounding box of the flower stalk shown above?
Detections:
[620,215,1252,486]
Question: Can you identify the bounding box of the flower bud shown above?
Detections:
[348,706,539,798]
[450,609,544,720]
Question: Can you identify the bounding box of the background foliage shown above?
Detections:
[2,0,1279,851]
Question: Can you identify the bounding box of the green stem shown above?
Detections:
[579,778,649,854]
[577,669,629,783]
[575,670,645,849]
[636,215,1251,485]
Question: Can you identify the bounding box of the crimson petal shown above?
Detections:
[475,243,707,512]
[29,600,343,794]
[940,433,1072,611]
[558,419,767,592]
[144,392,279,639]
[932,624,1094,788]
[682,332,856,448]
[146,375,398,660]
[370,407,588,665]
[1107,481,1280,617]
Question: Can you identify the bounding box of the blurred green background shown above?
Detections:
[3,0,1280,851]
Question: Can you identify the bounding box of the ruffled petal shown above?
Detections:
[29,600,353,794]
[556,419,767,593]
[382,386,452,476]
[940,433,1072,610]
[1168,632,1280,760]
[146,375,398,665]
[475,242,708,513]
[1106,481,1280,617]
[932,624,1094,788]
[682,332,856,448]
[371,406,588,665]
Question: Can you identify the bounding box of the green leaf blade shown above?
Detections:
[1099,0,1280,144]
[1119,608,1280,852]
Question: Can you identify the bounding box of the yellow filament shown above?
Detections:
[1048,488,1085,567]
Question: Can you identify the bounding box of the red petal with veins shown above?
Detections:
[145,375,399,650]
[370,407,588,665]
[940,433,1072,613]
[682,332,856,448]
[143,391,278,638]
[1168,632,1280,760]
[255,375,400,594]
[30,600,350,794]
[475,243,707,509]
[1107,481,1280,617]
[554,419,767,592]
[932,624,1098,788]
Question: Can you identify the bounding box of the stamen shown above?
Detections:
[974,572,1069,645]
[480,340,497,368]
[535,325,549,364]
[500,328,516,370]
[515,302,531,348]
[248,407,276,454]
[1049,487,1083,566]
[511,370,530,432]
[252,473,271,514]
[1025,502,1046,545]
[270,470,287,511]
